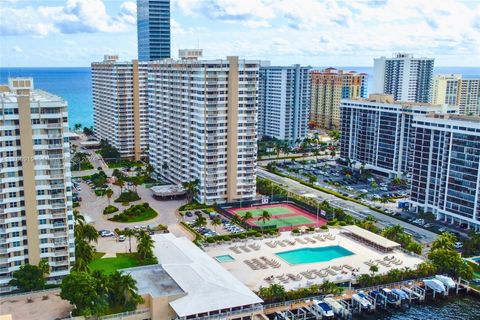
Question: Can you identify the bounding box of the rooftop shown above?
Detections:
[341,225,400,250]
[150,184,186,197]
[128,233,263,318]
[421,113,480,125]
[121,264,184,297]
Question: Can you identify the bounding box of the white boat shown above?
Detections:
[314,300,335,318]
[352,293,372,309]
[401,286,422,299]
[324,297,346,316]
[423,278,446,293]
[435,275,456,289]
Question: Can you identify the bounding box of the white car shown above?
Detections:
[454,242,463,249]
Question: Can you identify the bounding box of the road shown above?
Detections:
[258,168,438,244]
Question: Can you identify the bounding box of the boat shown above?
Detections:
[353,291,373,310]
[369,290,386,306]
[423,278,446,293]
[392,288,409,300]
[313,299,335,318]
[435,275,456,289]
[381,288,401,305]
[324,297,347,317]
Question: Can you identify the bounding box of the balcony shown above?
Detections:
[53,231,67,238]
[54,250,69,257]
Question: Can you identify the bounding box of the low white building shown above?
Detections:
[122,233,263,320]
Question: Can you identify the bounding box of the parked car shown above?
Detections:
[118,235,126,242]
[454,242,463,249]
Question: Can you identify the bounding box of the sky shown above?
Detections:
[1,0,480,67]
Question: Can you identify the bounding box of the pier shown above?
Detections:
[262,275,471,319]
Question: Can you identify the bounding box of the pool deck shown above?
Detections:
[205,229,424,291]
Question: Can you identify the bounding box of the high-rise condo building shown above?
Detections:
[137,0,171,61]
[258,64,311,144]
[310,68,367,129]
[409,114,480,231]
[92,55,148,160]
[433,74,480,115]
[340,94,458,178]
[148,50,259,204]
[373,53,434,103]
[0,78,75,292]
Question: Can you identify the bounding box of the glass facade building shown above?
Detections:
[137,0,171,61]
[340,95,458,177]
[410,114,480,230]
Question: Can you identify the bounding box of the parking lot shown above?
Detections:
[272,159,409,205]
[182,209,245,237]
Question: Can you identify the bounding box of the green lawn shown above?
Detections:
[253,216,315,228]
[236,207,292,217]
[89,253,144,274]
[109,206,158,223]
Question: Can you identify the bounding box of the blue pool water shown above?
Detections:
[276,246,354,265]
[215,255,235,263]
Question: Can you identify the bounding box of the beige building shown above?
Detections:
[91,55,148,160]
[148,50,259,204]
[432,74,480,115]
[123,233,263,320]
[310,68,367,129]
[0,78,75,293]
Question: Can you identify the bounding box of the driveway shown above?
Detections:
[77,181,192,250]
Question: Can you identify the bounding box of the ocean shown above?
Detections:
[1,66,479,128]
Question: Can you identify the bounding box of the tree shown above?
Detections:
[73,239,94,272]
[108,272,143,309]
[83,127,94,136]
[124,228,136,253]
[242,211,253,224]
[193,215,207,229]
[431,232,456,251]
[114,178,125,193]
[258,210,272,232]
[61,272,109,317]
[369,265,379,277]
[330,150,336,158]
[328,130,341,141]
[106,188,114,205]
[428,248,473,279]
[406,241,423,255]
[182,179,200,202]
[9,264,46,292]
[211,217,222,232]
[73,123,83,132]
[136,231,154,260]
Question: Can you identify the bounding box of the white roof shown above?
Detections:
[152,234,262,317]
[341,225,400,249]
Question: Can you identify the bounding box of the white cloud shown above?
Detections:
[12,46,22,53]
[173,0,480,61]
[0,0,137,36]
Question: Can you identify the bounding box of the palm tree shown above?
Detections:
[136,231,154,260]
[182,179,200,203]
[39,259,50,278]
[106,189,114,205]
[211,217,222,233]
[115,178,125,193]
[431,232,456,251]
[258,210,272,233]
[242,211,253,225]
[72,239,93,272]
[193,215,207,229]
[124,228,136,253]
[108,272,142,306]
[381,225,404,241]
[73,123,83,132]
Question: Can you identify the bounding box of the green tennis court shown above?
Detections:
[236,207,292,217]
[253,216,315,228]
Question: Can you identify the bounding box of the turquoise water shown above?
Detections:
[276,246,354,265]
[215,254,235,263]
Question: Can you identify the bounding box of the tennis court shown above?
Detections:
[226,202,328,231]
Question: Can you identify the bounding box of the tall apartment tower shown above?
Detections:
[340,94,458,178]
[258,64,311,144]
[148,51,259,204]
[409,114,480,230]
[310,68,367,129]
[137,0,171,61]
[0,78,75,292]
[433,74,480,115]
[91,55,148,160]
[373,53,434,103]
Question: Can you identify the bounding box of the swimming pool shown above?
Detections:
[215,254,235,263]
[275,246,354,265]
